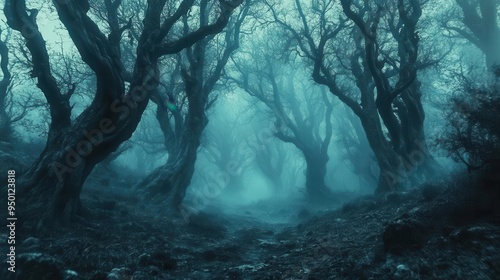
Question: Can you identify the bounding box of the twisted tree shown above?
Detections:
[0,27,14,143]
[266,0,439,193]
[0,26,31,143]
[254,139,287,193]
[231,41,335,201]
[445,0,500,68]
[135,0,249,207]
[4,0,242,227]
[336,107,378,189]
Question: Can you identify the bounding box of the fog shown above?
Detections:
[0,0,499,279]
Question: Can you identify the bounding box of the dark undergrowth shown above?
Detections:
[1,163,499,279]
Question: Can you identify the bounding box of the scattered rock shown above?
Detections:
[396,264,410,272]
[259,239,278,249]
[22,237,40,249]
[235,263,268,272]
[394,264,412,279]
[107,267,131,280]
[64,269,80,280]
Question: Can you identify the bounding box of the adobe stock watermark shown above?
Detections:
[178,124,276,223]
[50,66,159,180]
[382,139,432,191]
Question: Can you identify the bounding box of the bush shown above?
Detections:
[437,68,500,170]
[437,68,500,217]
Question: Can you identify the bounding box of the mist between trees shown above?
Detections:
[0,0,498,228]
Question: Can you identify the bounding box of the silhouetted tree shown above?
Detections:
[254,139,287,192]
[4,0,242,227]
[336,107,378,189]
[135,0,249,208]
[0,26,30,143]
[266,0,439,193]
[438,69,500,170]
[445,0,500,68]
[231,42,335,201]
[0,27,13,142]
[202,119,248,194]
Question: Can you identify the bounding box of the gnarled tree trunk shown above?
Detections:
[4,0,239,227]
[303,149,331,201]
[0,34,13,142]
[136,2,248,207]
[455,0,500,68]
[359,111,403,193]
[136,88,208,208]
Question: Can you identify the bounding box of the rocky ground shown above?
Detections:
[1,169,499,280]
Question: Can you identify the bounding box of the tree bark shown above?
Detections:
[456,0,500,68]
[4,0,239,227]
[0,34,12,142]
[358,111,403,193]
[396,82,440,182]
[303,149,332,202]
[137,2,248,207]
[137,95,208,208]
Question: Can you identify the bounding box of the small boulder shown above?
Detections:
[107,267,131,280]
[394,264,413,279]
[22,237,40,249]
[64,270,80,280]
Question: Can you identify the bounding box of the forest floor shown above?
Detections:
[2,171,500,280]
